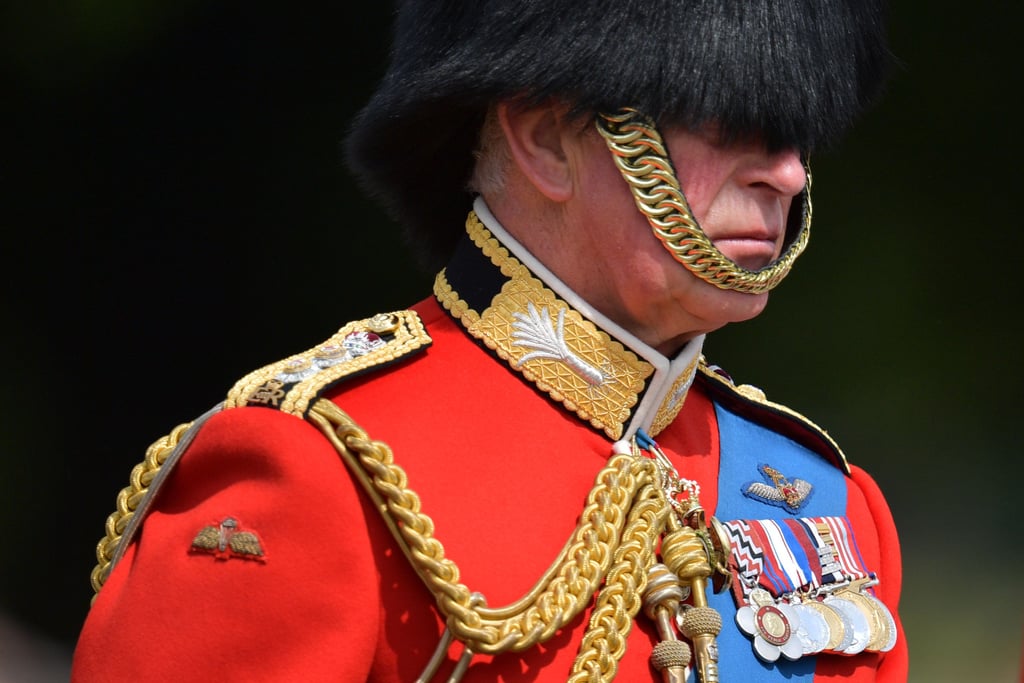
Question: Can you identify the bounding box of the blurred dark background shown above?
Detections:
[1,2,1020,681]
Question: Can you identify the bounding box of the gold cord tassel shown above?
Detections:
[643,563,691,683]
[661,522,722,683]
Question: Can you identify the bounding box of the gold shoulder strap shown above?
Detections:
[226,310,430,416]
[88,311,431,601]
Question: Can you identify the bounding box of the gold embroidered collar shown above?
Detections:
[434,199,704,441]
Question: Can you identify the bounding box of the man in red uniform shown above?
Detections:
[72,1,906,681]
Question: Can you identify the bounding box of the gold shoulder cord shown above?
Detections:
[88,384,720,681]
[88,400,720,682]
[88,312,429,602]
[308,399,723,683]
[89,420,196,601]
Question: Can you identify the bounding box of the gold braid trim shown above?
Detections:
[595,108,811,295]
[89,421,194,601]
[433,215,653,442]
[569,483,668,682]
[307,398,669,670]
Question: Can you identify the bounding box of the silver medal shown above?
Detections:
[861,590,898,652]
[820,596,855,652]
[790,602,829,655]
[827,596,871,655]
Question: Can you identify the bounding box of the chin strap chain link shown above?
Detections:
[596,108,811,296]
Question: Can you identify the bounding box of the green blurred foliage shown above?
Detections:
[2,2,1020,681]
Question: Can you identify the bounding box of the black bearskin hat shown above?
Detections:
[346,0,890,270]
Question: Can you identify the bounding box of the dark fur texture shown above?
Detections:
[346,0,891,270]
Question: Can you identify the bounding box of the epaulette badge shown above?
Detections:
[225,310,431,417]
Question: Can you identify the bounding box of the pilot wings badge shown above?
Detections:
[191,517,266,562]
[743,464,813,512]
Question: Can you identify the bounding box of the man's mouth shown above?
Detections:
[711,228,782,271]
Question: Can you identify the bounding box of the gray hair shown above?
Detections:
[468,106,511,197]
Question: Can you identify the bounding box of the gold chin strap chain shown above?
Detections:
[595,108,811,296]
[309,399,727,682]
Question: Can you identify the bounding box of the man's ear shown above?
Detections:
[497,101,574,202]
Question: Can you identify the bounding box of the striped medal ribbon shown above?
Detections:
[722,516,896,662]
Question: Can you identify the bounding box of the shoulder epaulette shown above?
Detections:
[89,310,431,600]
[697,361,850,475]
[225,310,432,417]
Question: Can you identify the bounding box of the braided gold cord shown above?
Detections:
[596,109,811,295]
[569,485,668,683]
[308,399,668,661]
[89,421,194,600]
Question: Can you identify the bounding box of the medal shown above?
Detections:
[801,598,849,651]
[839,589,883,651]
[790,600,829,655]
[722,515,898,663]
[862,588,897,652]
[735,588,804,662]
[824,594,871,654]
[836,579,898,653]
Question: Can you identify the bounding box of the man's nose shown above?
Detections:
[746,148,807,198]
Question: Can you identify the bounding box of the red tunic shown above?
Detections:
[72,212,907,682]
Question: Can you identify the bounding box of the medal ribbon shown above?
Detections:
[814,516,869,584]
[724,516,871,603]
